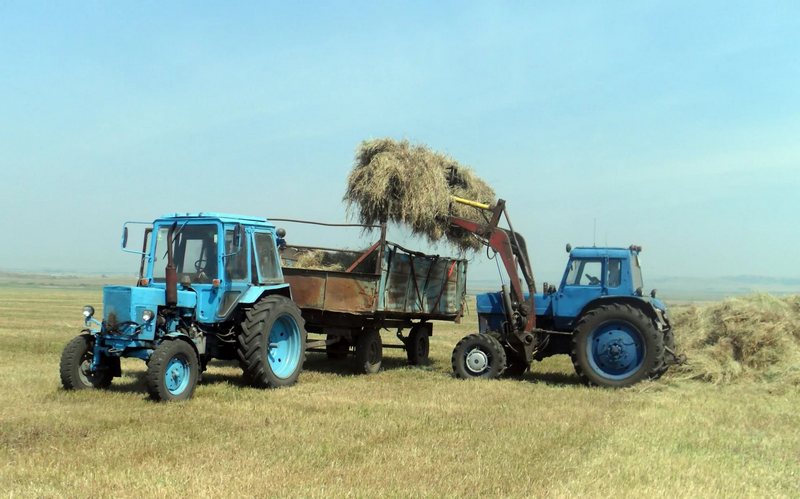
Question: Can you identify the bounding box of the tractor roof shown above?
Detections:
[156,212,275,227]
[570,246,640,259]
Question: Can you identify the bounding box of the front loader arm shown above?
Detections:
[449,198,536,332]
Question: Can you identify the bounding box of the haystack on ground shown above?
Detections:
[344,138,495,251]
[671,294,800,385]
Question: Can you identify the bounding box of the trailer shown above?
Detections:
[276,220,468,373]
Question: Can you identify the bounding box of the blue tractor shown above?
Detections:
[59,213,306,401]
[448,199,681,387]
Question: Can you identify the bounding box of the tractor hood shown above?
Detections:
[103,285,197,326]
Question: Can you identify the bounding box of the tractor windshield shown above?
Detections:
[152,224,219,283]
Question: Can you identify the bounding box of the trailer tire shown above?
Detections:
[406,323,430,366]
[451,333,506,379]
[238,296,306,388]
[571,303,664,388]
[146,339,199,402]
[326,335,350,360]
[355,328,382,374]
[60,334,113,390]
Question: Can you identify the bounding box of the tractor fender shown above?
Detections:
[162,333,202,358]
[577,296,667,330]
[217,284,292,321]
[238,284,292,305]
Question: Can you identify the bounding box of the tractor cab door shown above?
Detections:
[555,258,604,325]
[251,230,283,285]
[216,225,251,320]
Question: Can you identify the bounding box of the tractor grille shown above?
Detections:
[103,286,133,327]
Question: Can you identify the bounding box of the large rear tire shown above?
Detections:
[451,333,507,379]
[652,328,675,379]
[571,303,664,388]
[146,339,199,401]
[238,296,306,388]
[355,328,382,374]
[60,334,113,390]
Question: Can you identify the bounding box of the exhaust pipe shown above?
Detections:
[165,223,178,307]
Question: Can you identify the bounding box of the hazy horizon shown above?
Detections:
[2,2,798,283]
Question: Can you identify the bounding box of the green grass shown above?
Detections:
[1,282,798,497]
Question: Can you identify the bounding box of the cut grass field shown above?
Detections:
[1,282,798,497]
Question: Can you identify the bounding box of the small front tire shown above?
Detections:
[451,333,507,379]
[60,334,113,390]
[146,340,200,401]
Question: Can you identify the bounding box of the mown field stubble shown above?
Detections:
[1,280,798,497]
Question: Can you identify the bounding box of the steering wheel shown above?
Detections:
[194,257,208,273]
[586,274,601,285]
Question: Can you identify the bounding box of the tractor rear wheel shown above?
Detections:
[238,296,306,388]
[406,323,430,366]
[146,339,199,401]
[451,333,507,379]
[652,328,675,379]
[571,304,664,388]
[60,334,113,390]
[354,328,382,374]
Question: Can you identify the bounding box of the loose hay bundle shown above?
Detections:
[344,138,495,251]
[672,294,800,385]
[294,250,345,271]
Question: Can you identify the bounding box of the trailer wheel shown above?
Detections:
[571,303,664,388]
[406,323,430,366]
[60,334,113,390]
[326,335,350,360]
[238,296,307,388]
[146,339,199,401]
[355,328,382,374]
[451,333,506,379]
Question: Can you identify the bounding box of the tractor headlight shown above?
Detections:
[142,309,155,322]
[82,305,95,319]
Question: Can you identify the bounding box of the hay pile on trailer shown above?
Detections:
[672,294,800,385]
[344,138,495,251]
[294,250,345,272]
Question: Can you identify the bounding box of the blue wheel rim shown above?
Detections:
[165,356,191,395]
[587,321,645,380]
[268,315,302,379]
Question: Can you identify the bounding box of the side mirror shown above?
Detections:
[565,243,572,253]
[650,289,657,298]
[122,227,129,248]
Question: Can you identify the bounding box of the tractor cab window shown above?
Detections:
[253,231,281,283]
[224,229,248,281]
[631,253,644,291]
[566,259,602,286]
[607,259,622,288]
[152,224,218,283]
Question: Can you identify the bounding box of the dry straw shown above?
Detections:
[344,138,495,251]
[671,294,800,385]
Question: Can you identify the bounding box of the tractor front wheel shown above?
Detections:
[571,304,664,388]
[146,339,200,401]
[238,296,306,388]
[60,334,113,390]
[451,333,507,379]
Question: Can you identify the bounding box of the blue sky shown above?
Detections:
[1,1,798,283]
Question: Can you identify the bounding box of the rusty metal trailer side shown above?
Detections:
[278,233,467,373]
